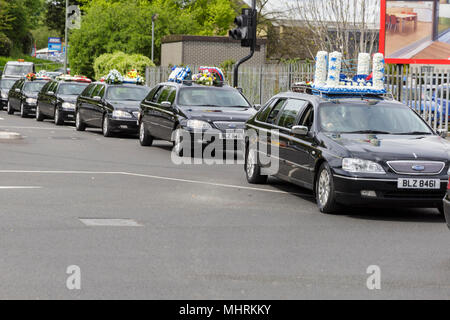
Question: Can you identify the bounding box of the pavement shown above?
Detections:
[0,113,449,299]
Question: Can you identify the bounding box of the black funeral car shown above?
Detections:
[244,92,450,214]
[7,78,50,117]
[36,79,90,125]
[0,78,16,110]
[444,179,450,229]
[75,82,150,137]
[138,82,256,155]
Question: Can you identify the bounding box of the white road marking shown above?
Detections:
[0,126,74,131]
[0,170,312,196]
[0,186,41,189]
[0,117,4,120]
[79,218,143,227]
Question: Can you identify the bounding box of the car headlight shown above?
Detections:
[26,98,37,104]
[186,120,212,131]
[1,92,7,99]
[61,102,75,110]
[112,110,132,119]
[342,158,386,174]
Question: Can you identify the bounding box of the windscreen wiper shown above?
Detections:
[396,131,432,135]
[343,130,392,134]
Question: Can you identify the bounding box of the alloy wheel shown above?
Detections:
[318,169,331,207]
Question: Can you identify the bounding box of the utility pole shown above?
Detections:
[151,14,158,63]
[64,0,68,74]
[229,0,257,88]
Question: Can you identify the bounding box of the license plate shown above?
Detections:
[220,130,244,140]
[397,178,441,189]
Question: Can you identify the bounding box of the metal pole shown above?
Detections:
[64,0,68,74]
[151,20,154,62]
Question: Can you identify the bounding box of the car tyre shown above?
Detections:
[139,121,153,146]
[54,107,64,125]
[36,104,44,122]
[102,114,113,137]
[7,101,14,115]
[20,103,27,118]
[245,143,268,184]
[75,110,86,131]
[315,162,340,214]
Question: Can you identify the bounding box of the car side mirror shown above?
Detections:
[437,129,447,138]
[15,88,20,93]
[253,104,261,111]
[92,96,101,101]
[161,101,172,107]
[291,125,309,136]
[48,91,55,96]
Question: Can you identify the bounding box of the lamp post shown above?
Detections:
[64,0,68,74]
[151,14,158,63]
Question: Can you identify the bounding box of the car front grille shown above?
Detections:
[213,121,246,130]
[383,190,445,199]
[387,161,445,175]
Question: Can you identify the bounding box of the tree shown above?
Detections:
[287,0,380,62]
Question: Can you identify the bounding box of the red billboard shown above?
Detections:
[380,0,450,64]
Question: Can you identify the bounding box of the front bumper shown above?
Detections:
[60,109,76,121]
[23,102,37,114]
[109,117,139,133]
[444,196,450,229]
[333,172,447,208]
[0,98,7,109]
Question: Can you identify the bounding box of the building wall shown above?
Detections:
[161,36,266,67]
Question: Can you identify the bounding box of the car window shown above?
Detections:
[91,84,104,98]
[98,86,105,98]
[157,86,171,104]
[266,99,286,125]
[277,99,308,129]
[106,86,149,101]
[167,87,176,104]
[0,79,17,90]
[145,86,159,102]
[81,84,96,97]
[50,82,58,93]
[178,87,250,108]
[256,99,275,122]
[299,105,314,130]
[41,81,52,93]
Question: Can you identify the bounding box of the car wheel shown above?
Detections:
[102,114,113,137]
[36,104,44,122]
[139,121,153,146]
[54,107,64,125]
[172,125,185,156]
[75,110,86,131]
[7,101,14,115]
[315,162,340,214]
[245,143,268,184]
[20,103,27,118]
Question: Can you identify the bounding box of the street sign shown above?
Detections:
[67,5,81,29]
[48,37,62,53]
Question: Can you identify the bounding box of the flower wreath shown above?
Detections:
[101,69,124,84]
[26,73,36,81]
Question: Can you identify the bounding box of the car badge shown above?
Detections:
[228,123,237,129]
[412,165,425,171]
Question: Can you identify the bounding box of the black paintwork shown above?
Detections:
[7,79,50,116]
[75,82,151,133]
[0,78,16,110]
[139,82,256,142]
[445,189,450,229]
[37,80,89,122]
[246,91,450,209]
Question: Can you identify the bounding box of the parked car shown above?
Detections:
[138,81,256,155]
[444,177,450,229]
[75,82,151,137]
[244,91,450,214]
[7,78,50,117]
[0,78,17,110]
[1,60,35,80]
[36,79,90,125]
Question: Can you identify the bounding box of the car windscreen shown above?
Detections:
[23,81,47,93]
[318,103,433,135]
[0,79,16,89]
[3,65,33,77]
[106,86,149,101]
[57,83,89,95]
[178,87,250,108]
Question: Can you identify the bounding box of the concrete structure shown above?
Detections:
[161,35,267,67]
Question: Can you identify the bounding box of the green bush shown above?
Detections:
[0,33,12,57]
[93,52,155,80]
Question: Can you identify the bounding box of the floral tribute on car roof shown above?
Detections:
[312,51,386,95]
[56,74,92,83]
[168,66,225,86]
[100,70,144,85]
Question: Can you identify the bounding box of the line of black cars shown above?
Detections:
[1,73,450,226]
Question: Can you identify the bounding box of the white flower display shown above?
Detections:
[372,53,385,89]
[357,53,370,76]
[314,51,328,86]
[326,51,342,87]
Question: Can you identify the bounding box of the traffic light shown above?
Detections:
[229,8,257,48]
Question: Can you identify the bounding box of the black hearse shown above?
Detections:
[75,82,150,137]
[7,78,50,117]
[444,179,450,229]
[138,81,256,155]
[0,78,16,110]
[244,91,450,214]
[36,78,90,125]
